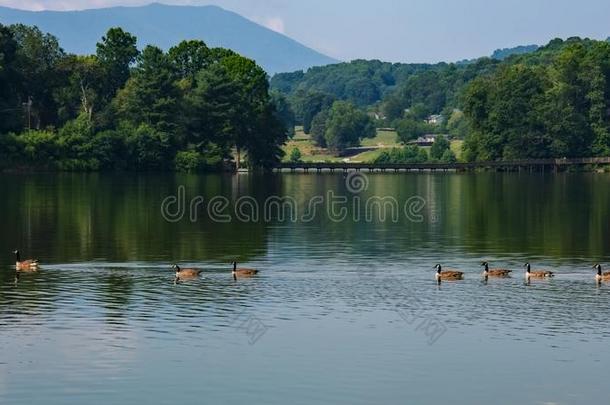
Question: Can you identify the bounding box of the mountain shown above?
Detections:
[0,3,338,74]
[491,45,539,60]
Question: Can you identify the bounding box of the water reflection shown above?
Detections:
[1,173,610,404]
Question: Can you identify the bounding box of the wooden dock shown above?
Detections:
[274,157,610,173]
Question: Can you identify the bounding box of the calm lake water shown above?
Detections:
[1,172,609,405]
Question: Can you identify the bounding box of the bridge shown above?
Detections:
[273,157,610,173]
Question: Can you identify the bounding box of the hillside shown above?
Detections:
[0,3,337,74]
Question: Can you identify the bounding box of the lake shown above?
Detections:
[1,172,609,405]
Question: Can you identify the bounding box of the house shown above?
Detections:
[426,114,444,125]
[410,134,448,147]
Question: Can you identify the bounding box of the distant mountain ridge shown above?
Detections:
[0,3,338,74]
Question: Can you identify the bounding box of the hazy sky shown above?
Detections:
[2,0,610,62]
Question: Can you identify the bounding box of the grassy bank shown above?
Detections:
[283,128,464,163]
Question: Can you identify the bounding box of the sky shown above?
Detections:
[1,0,610,63]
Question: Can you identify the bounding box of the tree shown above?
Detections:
[9,24,65,128]
[298,91,335,134]
[55,55,104,123]
[310,109,329,147]
[440,149,457,163]
[186,63,238,152]
[324,101,376,154]
[168,40,211,83]
[220,53,286,168]
[374,145,428,164]
[114,46,180,134]
[430,136,450,160]
[96,28,139,99]
[125,123,173,170]
[396,117,432,143]
[289,147,302,163]
[446,109,469,139]
[270,90,295,138]
[0,24,20,133]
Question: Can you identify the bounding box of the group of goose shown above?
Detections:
[13,250,258,282]
[12,250,610,284]
[435,262,610,283]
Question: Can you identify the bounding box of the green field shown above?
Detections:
[283,128,464,163]
[283,128,401,163]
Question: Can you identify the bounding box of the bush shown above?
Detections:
[289,147,302,163]
[440,149,457,163]
[18,130,60,167]
[430,136,450,160]
[0,133,22,168]
[56,114,97,170]
[175,144,225,172]
[125,123,173,170]
[373,145,428,164]
[91,130,128,170]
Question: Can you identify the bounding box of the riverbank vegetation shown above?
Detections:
[0,24,290,171]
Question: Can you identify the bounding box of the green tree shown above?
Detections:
[310,109,329,147]
[125,123,173,170]
[114,46,180,134]
[55,55,104,123]
[297,91,335,134]
[0,24,20,133]
[168,40,211,83]
[270,90,295,138]
[430,136,450,160]
[440,149,457,163]
[289,147,302,163]
[324,101,376,154]
[96,28,139,99]
[395,117,432,143]
[9,24,64,128]
[220,53,286,168]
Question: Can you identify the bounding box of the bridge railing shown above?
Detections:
[274,157,610,170]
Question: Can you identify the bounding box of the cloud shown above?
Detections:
[260,16,285,34]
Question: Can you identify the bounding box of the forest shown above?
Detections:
[0,24,291,171]
[3,23,610,171]
[273,37,610,161]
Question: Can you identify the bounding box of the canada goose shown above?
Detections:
[481,262,512,277]
[232,262,258,280]
[594,264,610,282]
[434,264,464,281]
[524,263,554,278]
[173,264,202,281]
[13,250,39,272]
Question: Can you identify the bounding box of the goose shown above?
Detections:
[594,264,610,282]
[434,264,464,281]
[481,262,512,278]
[232,262,258,280]
[173,264,202,281]
[524,263,554,279]
[13,250,39,272]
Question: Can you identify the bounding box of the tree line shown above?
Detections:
[272,37,610,161]
[0,24,292,171]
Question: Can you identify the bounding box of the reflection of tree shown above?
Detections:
[99,271,134,323]
[0,173,274,264]
[1,172,609,265]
